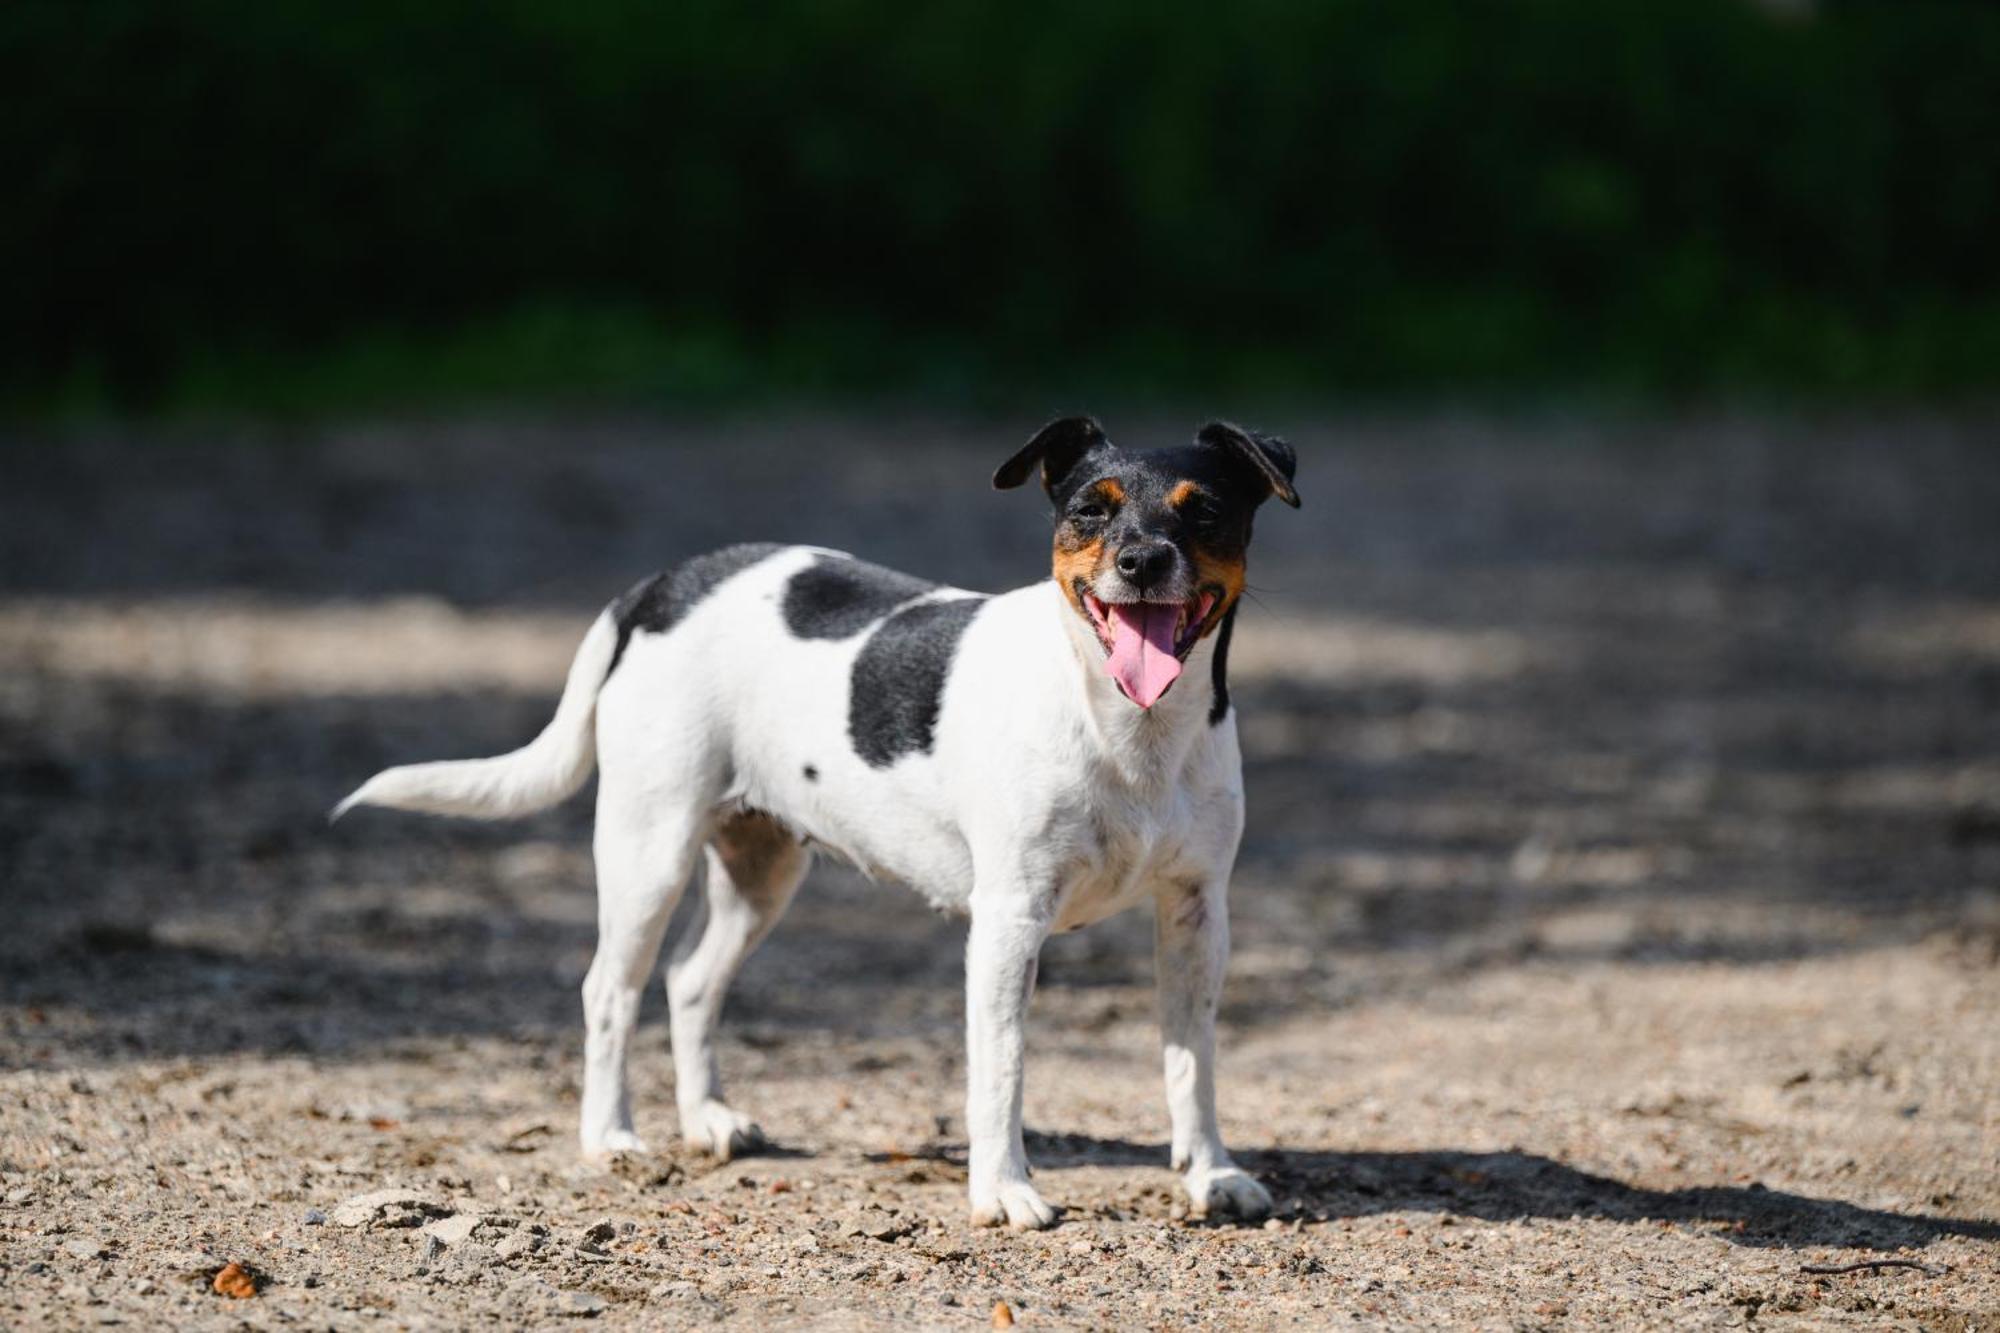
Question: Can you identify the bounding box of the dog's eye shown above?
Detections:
[1071,503,1108,522]
[1188,497,1225,531]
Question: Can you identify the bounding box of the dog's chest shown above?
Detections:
[1050,784,1210,932]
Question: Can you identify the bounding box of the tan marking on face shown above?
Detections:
[1189,547,1247,638]
[1052,535,1106,614]
[1093,478,1126,505]
[1166,479,1201,508]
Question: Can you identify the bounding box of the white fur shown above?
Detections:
[331,610,615,822]
[338,545,1271,1228]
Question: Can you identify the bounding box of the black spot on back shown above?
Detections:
[608,542,786,675]
[1209,604,1236,725]
[802,764,819,782]
[849,596,987,768]
[782,555,937,640]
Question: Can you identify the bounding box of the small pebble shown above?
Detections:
[495,1231,543,1261]
[562,1290,607,1316]
[424,1214,481,1246]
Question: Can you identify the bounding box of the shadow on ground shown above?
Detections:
[1018,1133,2000,1254]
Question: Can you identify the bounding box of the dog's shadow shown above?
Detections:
[1015,1132,1999,1252]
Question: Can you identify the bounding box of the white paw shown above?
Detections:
[970,1179,1060,1231]
[681,1100,765,1161]
[580,1127,648,1160]
[1184,1165,1273,1221]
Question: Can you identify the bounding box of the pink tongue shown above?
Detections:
[1105,603,1183,708]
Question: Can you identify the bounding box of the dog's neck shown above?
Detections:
[1053,586,1223,787]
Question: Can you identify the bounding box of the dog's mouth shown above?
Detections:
[1075,586,1219,709]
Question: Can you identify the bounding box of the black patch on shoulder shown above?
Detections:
[848,596,987,768]
[802,764,818,782]
[608,542,785,676]
[782,555,937,640]
[1209,604,1237,725]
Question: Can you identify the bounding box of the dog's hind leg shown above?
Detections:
[578,782,709,1159]
[666,811,808,1160]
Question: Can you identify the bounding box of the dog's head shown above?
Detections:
[994,417,1299,708]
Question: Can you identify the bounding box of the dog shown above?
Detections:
[335,417,1297,1229]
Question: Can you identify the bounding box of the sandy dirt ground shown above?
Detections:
[2,413,1997,1329]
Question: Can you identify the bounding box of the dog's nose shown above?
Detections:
[1114,541,1176,588]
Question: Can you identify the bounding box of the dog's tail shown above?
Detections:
[331,609,618,823]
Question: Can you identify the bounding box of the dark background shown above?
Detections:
[10,0,2000,415]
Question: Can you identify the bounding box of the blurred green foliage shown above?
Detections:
[7,0,2000,413]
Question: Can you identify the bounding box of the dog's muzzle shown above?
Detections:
[1078,588,1218,708]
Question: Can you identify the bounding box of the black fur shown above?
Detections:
[802,764,819,782]
[1194,421,1300,507]
[848,596,988,768]
[1047,443,1271,608]
[1050,441,1289,536]
[782,555,938,640]
[1209,604,1236,725]
[608,542,785,676]
[992,416,1109,496]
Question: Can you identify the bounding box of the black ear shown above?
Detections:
[1195,421,1300,508]
[993,416,1108,497]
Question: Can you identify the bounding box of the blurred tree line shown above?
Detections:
[7,0,1999,413]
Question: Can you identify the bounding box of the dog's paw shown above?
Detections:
[580,1128,649,1160]
[970,1180,1060,1231]
[1184,1165,1273,1221]
[681,1100,766,1161]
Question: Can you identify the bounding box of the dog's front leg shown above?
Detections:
[1155,879,1273,1220]
[964,893,1058,1229]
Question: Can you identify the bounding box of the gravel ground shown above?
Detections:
[2,413,1998,1329]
